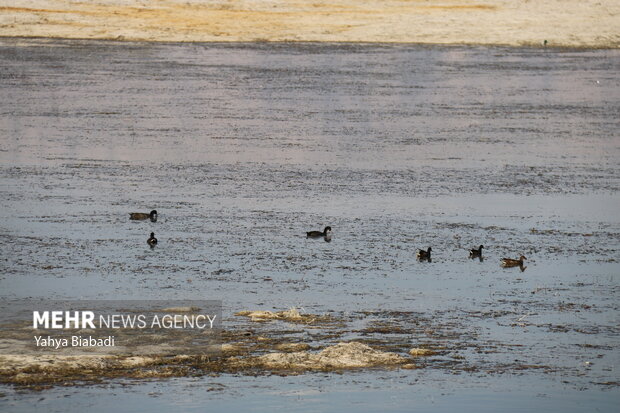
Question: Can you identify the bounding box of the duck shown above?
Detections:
[130,210,157,222]
[147,232,158,247]
[416,247,432,260]
[306,226,332,238]
[469,245,484,258]
[501,255,526,268]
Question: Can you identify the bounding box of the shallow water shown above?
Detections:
[0,39,619,411]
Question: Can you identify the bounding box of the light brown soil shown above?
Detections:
[0,0,618,47]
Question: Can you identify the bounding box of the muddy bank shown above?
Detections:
[0,333,413,389]
[0,343,412,390]
[235,308,334,324]
[0,309,407,388]
[2,306,611,390]
[0,0,619,47]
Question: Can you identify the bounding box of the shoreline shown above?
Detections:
[2,35,617,50]
[1,0,618,49]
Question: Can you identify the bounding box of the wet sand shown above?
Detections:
[0,0,619,47]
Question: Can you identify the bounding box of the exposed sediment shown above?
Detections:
[0,0,618,47]
[235,308,333,324]
[1,304,615,389]
[233,342,409,370]
[0,342,411,389]
[0,309,419,388]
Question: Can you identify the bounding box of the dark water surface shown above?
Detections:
[0,39,619,411]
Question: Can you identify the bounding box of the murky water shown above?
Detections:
[0,39,619,411]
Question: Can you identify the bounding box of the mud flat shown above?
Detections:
[0,310,413,389]
[0,0,619,47]
[0,343,410,389]
[2,307,610,389]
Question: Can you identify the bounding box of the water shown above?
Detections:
[0,39,619,411]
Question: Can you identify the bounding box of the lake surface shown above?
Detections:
[0,39,619,411]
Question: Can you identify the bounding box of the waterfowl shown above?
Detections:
[469,245,484,258]
[501,255,526,268]
[306,226,332,238]
[130,210,157,222]
[416,247,432,260]
[147,232,158,247]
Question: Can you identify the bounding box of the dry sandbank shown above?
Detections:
[0,0,618,47]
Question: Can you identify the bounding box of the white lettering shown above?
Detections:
[65,311,79,328]
[33,311,49,329]
[51,311,63,328]
[82,311,95,328]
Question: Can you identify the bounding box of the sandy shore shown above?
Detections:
[0,0,618,47]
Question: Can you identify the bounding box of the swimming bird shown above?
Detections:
[469,245,484,258]
[147,232,158,247]
[306,226,332,238]
[130,210,157,222]
[416,247,432,260]
[501,255,526,268]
